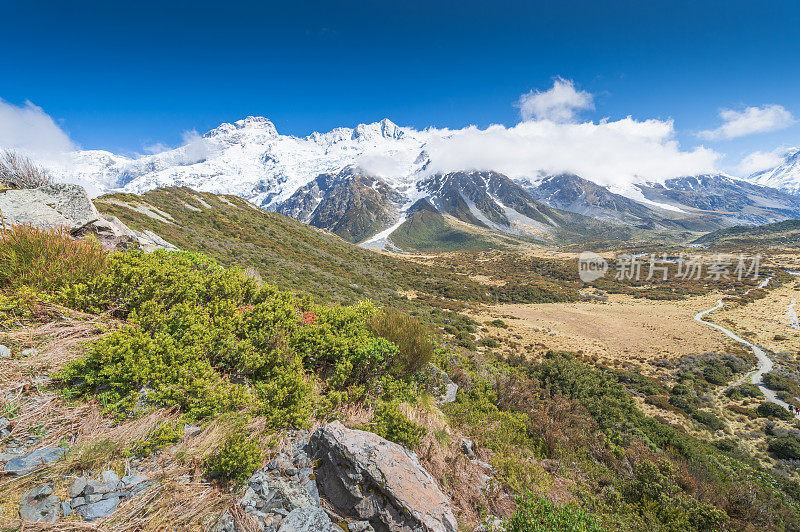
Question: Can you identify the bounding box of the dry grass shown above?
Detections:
[471,293,737,372]
[0,150,52,190]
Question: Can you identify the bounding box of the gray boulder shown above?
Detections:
[0,183,100,230]
[309,422,457,532]
[0,182,177,252]
[277,507,340,532]
[19,485,60,523]
[78,496,120,521]
[2,447,66,475]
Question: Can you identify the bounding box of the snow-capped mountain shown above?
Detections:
[60,116,430,208]
[749,148,800,196]
[54,116,800,250]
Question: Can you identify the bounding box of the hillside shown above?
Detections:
[692,219,800,250]
[93,187,488,304]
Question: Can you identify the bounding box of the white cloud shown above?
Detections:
[422,117,720,188]
[179,130,212,164]
[143,141,170,154]
[737,147,790,175]
[699,104,795,140]
[0,99,76,162]
[517,78,594,123]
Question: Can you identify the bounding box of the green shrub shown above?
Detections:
[0,225,107,292]
[757,401,794,421]
[691,409,725,431]
[768,436,800,460]
[506,492,602,532]
[478,338,500,348]
[368,309,436,376]
[725,384,761,399]
[488,319,508,328]
[205,432,263,484]
[360,401,427,448]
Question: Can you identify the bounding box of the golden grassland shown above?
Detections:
[714,278,800,354]
[470,293,736,372]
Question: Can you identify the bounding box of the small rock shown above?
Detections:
[184,424,202,438]
[3,447,66,475]
[61,501,73,517]
[0,345,11,358]
[79,496,120,521]
[71,496,86,508]
[84,479,114,496]
[120,473,149,489]
[19,485,60,523]
[278,507,340,532]
[0,417,10,431]
[348,521,375,532]
[100,470,121,486]
[86,493,103,503]
[209,511,237,532]
[284,466,298,476]
[460,438,476,459]
[69,477,88,498]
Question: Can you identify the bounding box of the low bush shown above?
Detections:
[506,492,602,532]
[369,309,437,376]
[360,401,427,449]
[205,432,263,484]
[127,421,184,457]
[756,401,794,421]
[768,436,800,460]
[0,150,52,189]
[725,384,762,399]
[691,409,725,431]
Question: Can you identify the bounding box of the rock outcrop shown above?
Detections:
[0,183,177,252]
[309,421,457,532]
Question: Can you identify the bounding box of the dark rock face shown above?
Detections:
[417,170,563,233]
[278,166,404,243]
[309,421,457,532]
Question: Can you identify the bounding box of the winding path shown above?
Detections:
[693,278,800,419]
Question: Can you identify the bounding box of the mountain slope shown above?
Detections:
[277,166,403,243]
[749,148,800,195]
[691,219,800,250]
[92,187,489,303]
[634,174,800,227]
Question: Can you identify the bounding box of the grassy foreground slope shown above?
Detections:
[2,225,800,530]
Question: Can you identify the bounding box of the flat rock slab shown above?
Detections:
[0,184,100,230]
[3,447,66,475]
[277,507,340,532]
[79,496,120,521]
[310,421,457,532]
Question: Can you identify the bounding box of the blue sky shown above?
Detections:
[1,0,799,173]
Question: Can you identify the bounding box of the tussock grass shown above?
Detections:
[0,224,107,293]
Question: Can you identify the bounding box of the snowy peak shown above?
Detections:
[204,116,279,139]
[749,148,800,196]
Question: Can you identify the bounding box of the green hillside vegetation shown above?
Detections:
[2,224,800,529]
[94,187,492,304]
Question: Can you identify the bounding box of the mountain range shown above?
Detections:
[57,117,800,250]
